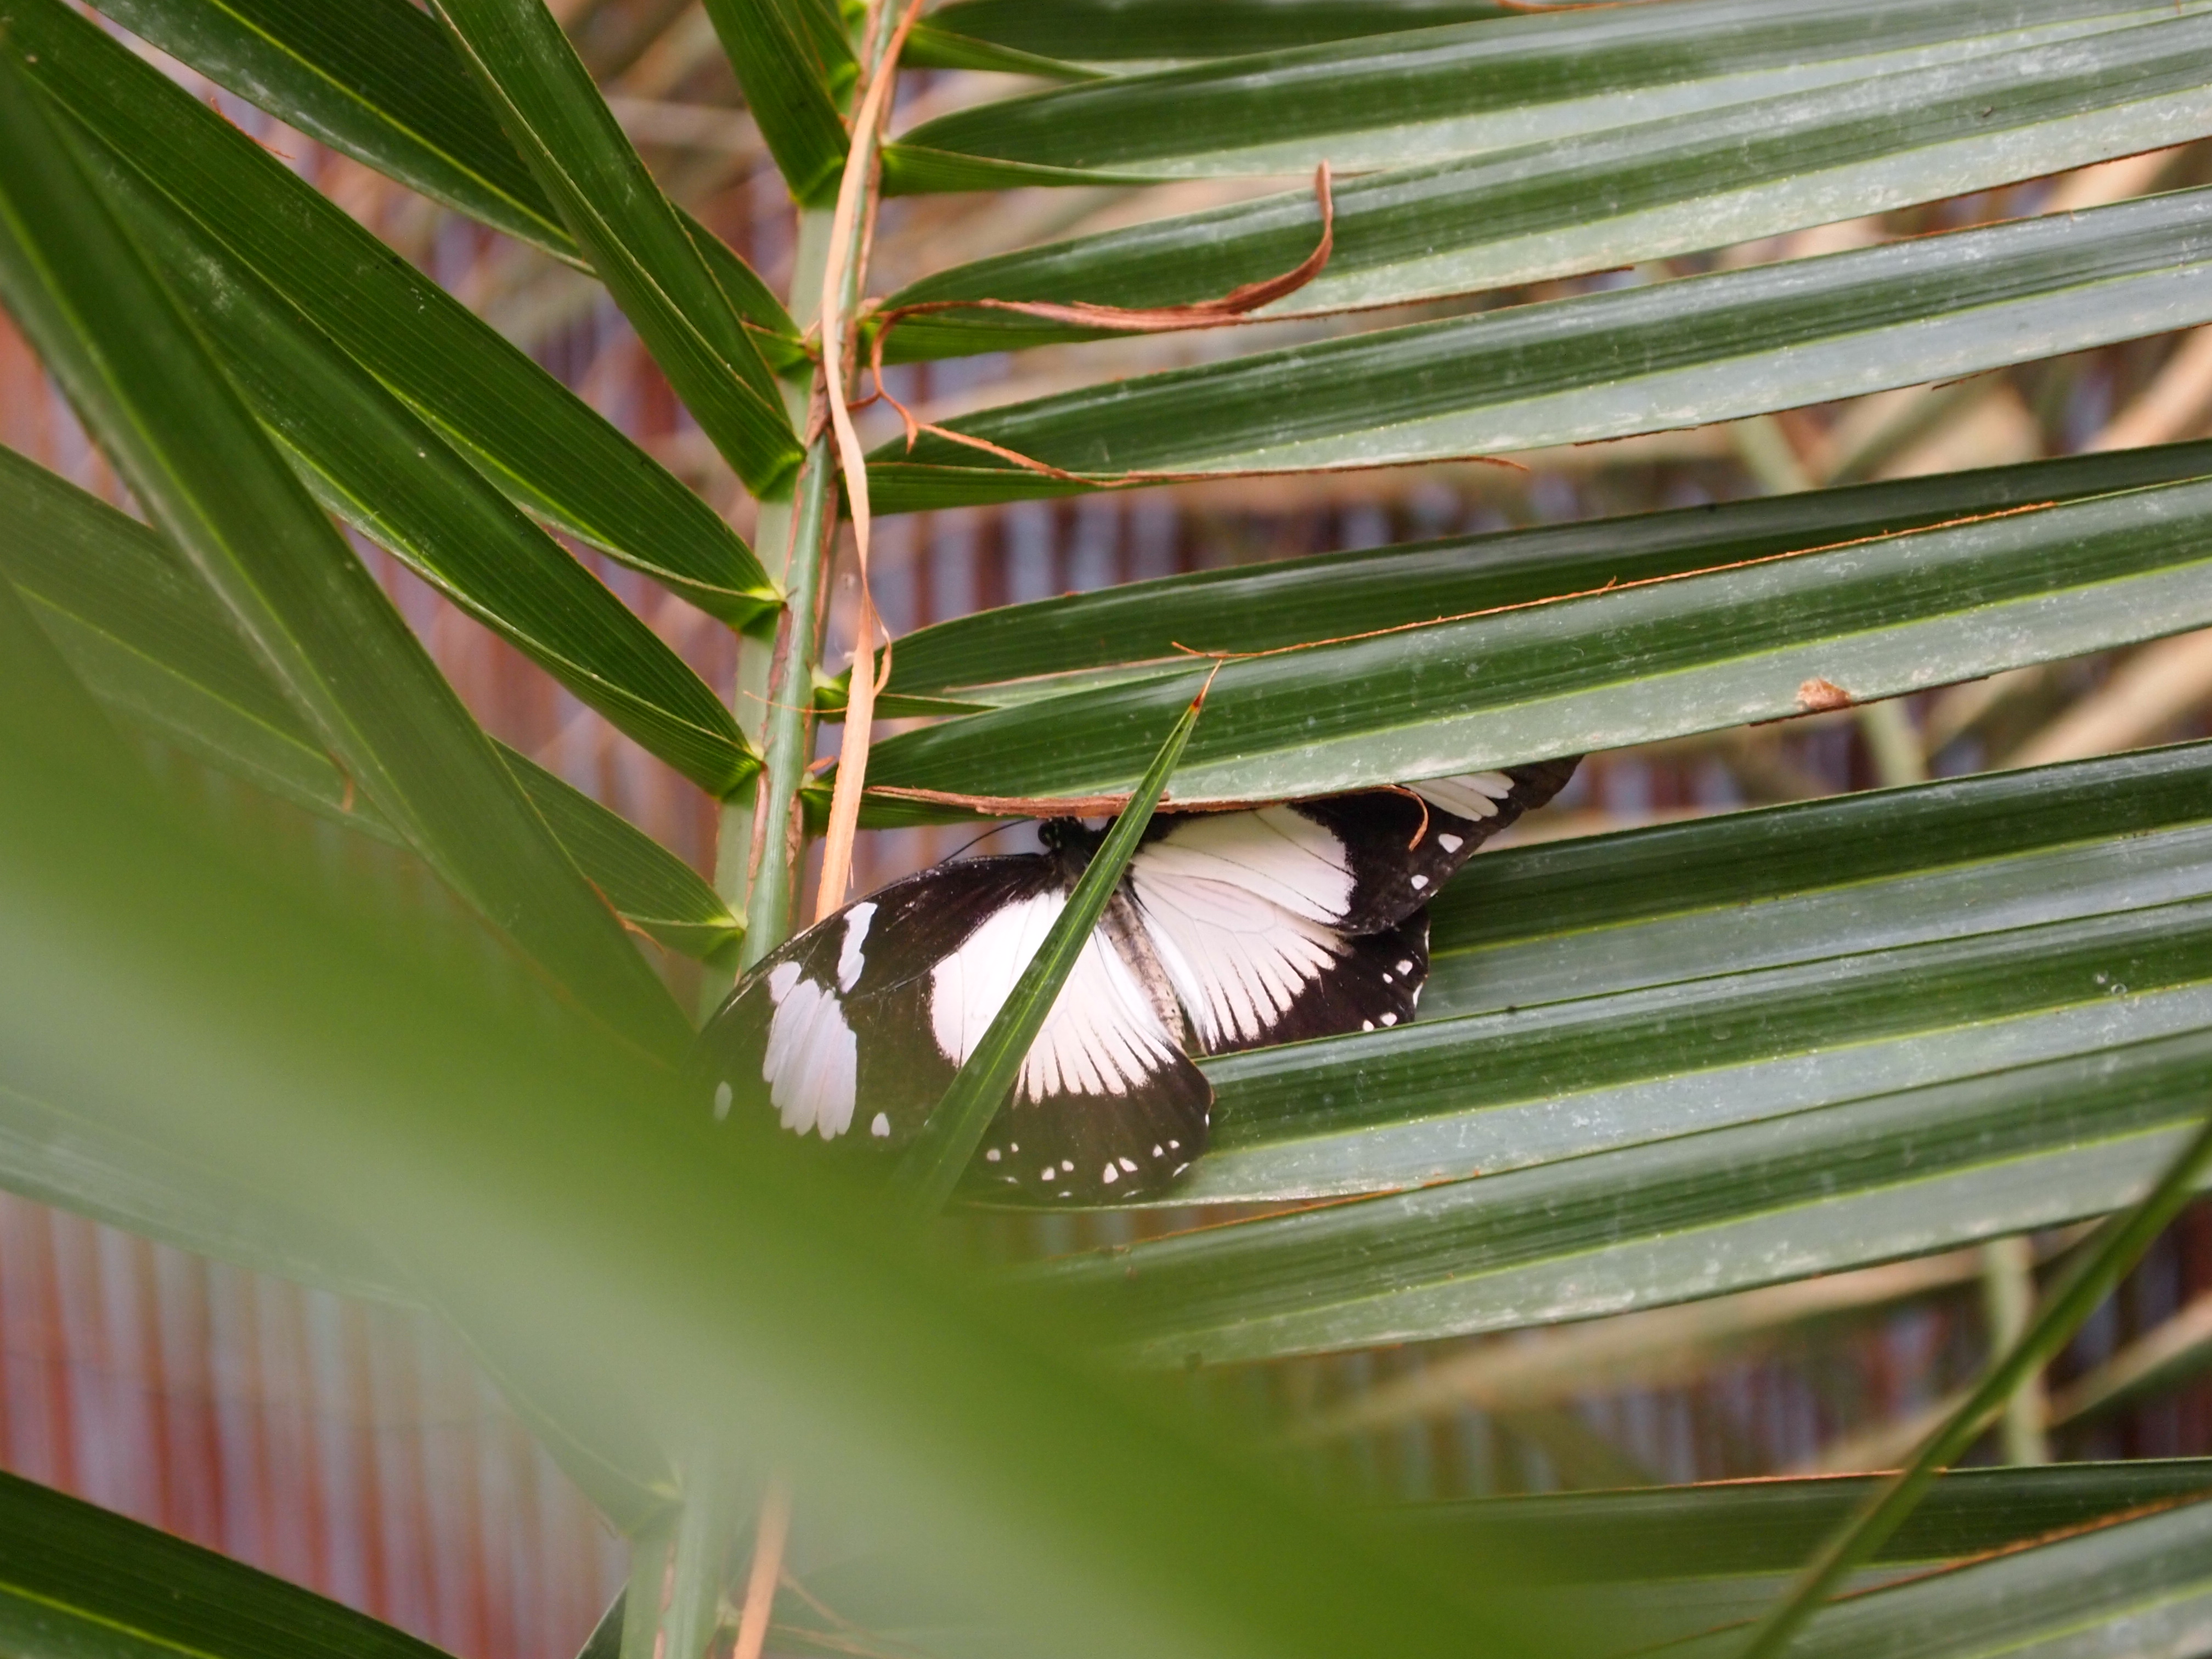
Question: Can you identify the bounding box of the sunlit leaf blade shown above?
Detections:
[77,0,799,346]
[506,751,744,969]
[882,13,2212,358]
[0,0,772,623]
[1427,1462,2212,1650]
[0,1468,455,1659]
[0,445,742,965]
[78,146,758,799]
[1407,1460,2212,1581]
[895,690,1202,1214]
[927,0,1514,60]
[1661,1497,2212,1659]
[865,471,2212,809]
[1011,752,2212,1357]
[1735,1109,2212,1658]
[1047,742,2212,1203]
[0,629,1568,1659]
[1043,1018,2212,1361]
[890,0,2199,183]
[703,0,853,207]
[870,186,2212,510]
[84,0,563,252]
[432,0,802,499]
[0,57,691,1058]
[1237,743,2212,1187]
[879,441,2212,699]
[902,23,1099,81]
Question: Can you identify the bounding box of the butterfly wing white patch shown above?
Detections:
[929,890,1183,1104]
[927,888,1211,1200]
[1126,846,1345,1052]
[760,961,858,1139]
[1406,771,1516,821]
[1124,806,1357,923]
[1126,819,1433,1056]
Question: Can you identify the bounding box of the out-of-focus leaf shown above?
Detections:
[882,14,2212,357]
[0,1076,410,1304]
[869,187,2212,510]
[0,0,774,623]
[877,440,2212,699]
[2049,1291,2212,1424]
[0,446,742,966]
[79,0,800,348]
[0,524,406,1300]
[703,0,853,207]
[433,0,803,499]
[0,1468,453,1659]
[0,56,690,1057]
[0,574,1573,1659]
[1661,1497,2212,1659]
[82,144,757,798]
[889,0,2198,183]
[926,0,1515,60]
[864,471,2212,810]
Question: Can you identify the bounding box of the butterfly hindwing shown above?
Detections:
[695,857,1052,1160]
[1294,759,1585,934]
[909,882,1211,1202]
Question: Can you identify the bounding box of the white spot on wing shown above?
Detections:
[1410,873,1428,890]
[985,1148,1001,1162]
[760,968,857,1140]
[1119,1157,1138,1173]
[1102,1163,1119,1183]
[1438,833,1463,853]
[837,901,877,992]
[870,1111,890,1138]
[1396,960,1414,975]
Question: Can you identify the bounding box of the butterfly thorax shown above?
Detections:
[1036,815,1111,871]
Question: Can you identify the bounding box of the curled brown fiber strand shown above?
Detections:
[864,162,1335,383]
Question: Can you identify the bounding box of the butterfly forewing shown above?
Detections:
[695,855,1211,1203]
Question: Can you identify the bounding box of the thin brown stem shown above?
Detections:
[811,0,928,918]
[730,1476,793,1659]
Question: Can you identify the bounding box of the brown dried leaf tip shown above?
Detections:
[1796,676,1855,713]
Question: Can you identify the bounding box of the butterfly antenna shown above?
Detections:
[944,819,1035,862]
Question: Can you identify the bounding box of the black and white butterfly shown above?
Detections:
[693,760,1578,1203]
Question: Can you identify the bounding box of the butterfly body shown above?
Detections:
[695,760,1577,1204]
